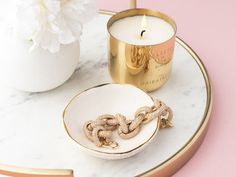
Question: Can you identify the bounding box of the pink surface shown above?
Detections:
[97,0,236,176]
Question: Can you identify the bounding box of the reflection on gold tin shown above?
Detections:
[126,45,150,75]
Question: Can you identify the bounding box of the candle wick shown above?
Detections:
[140,30,146,37]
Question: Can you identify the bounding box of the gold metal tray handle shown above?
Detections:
[130,0,137,8]
[0,164,73,177]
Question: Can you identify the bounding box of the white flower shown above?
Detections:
[13,0,97,53]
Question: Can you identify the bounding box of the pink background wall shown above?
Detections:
[98,0,236,176]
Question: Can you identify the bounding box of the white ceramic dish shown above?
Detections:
[63,84,160,159]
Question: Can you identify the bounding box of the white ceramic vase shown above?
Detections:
[0,32,80,92]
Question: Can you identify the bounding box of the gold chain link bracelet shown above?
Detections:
[83,99,173,148]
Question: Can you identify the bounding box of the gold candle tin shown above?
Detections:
[107,9,177,92]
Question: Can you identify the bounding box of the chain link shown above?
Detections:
[83,99,173,148]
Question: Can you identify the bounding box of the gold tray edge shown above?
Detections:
[0,10,212,177]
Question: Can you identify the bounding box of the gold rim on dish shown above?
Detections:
[0,10,212,177]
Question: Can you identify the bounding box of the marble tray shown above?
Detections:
[0,12,212,177]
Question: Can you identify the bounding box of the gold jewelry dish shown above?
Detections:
[0,1,212,176]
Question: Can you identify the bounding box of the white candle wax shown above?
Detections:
[109,15,175,45]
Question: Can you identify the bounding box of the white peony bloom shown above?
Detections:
[7,0,97,53]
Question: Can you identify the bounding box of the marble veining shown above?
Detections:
[0,14,207,177]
